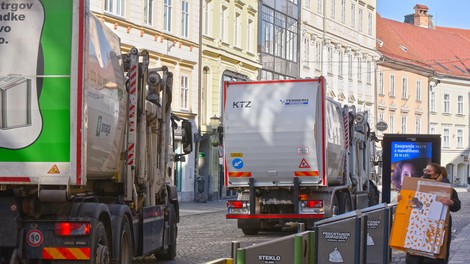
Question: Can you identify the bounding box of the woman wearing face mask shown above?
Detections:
[405,163,461,264]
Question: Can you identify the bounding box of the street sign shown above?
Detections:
[376,121,388,131]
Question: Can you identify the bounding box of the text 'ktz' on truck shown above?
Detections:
[0,1,192,263]
[223,78,380,235]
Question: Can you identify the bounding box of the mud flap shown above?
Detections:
[0,197,19,247]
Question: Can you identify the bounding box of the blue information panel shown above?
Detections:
[381,134,441,203]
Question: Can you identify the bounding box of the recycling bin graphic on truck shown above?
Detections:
[0,0,44,149]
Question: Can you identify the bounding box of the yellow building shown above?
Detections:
[199,0,261,199]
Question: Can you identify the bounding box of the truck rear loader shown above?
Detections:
[223,78,380,235]
[0,1,192,263]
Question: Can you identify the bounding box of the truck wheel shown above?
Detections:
[92,221,110,264]
[242,228,259,235]
[119,217,133,264]
[155,209,177,260]
[338,192,352,214]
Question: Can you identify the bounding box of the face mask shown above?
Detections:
[422,173,431,179]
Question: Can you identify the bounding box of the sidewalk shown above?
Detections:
[179,199,227,217]
[449,220,470,263]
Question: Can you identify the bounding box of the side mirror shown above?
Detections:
[181,120,193,154]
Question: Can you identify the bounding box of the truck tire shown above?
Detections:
[155,209,177,260]
[92,221,110,264]
[119,217,133,264]
[241,228,259,235]
[338,192,352,214]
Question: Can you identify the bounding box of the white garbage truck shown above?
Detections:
[223,78,379,235]
[0,0,192,263]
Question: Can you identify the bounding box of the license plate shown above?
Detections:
[228,208,249,214]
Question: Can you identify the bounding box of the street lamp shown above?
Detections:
[210,115,221,147]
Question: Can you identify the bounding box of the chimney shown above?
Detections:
[404,4,434,29]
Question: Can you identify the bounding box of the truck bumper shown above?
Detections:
[22,220,92,262]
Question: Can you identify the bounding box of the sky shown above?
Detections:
[376,0,470,29]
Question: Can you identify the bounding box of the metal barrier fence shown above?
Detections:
[207,203,397,264]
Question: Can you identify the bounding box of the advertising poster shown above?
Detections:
[390,142,432,201]
[381,134,441,203]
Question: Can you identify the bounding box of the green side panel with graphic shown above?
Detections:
[0,0,73,162]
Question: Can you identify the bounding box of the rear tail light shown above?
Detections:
[55,222,91,236]
[227,200,248,208]
[304,200,323,208]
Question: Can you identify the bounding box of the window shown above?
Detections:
[348,53,352,79]
[180,76,189,110]
[234,13,241,47]
[458,95,463,114]
[316,42,322,70]
[164,0,172,32]
[366,60,371,83]
[303,37,310,65]
[261,6,274,54]
[416,80,421,101]
[144,0,154,25]
[357,57,361,80]
[430,123,437,134]
[444,94,450,113]
[443,128,450,147]
[390,75,395,96]
[351,3,355,28]
[317,0,322,14]
[105,0,125,16]
[341,0,346,23]
[181,0,189,38]
[261,5,298,63]
[457,128,463,147]
[401,116,407,133]
[402,77,408,99]
[327,46,333,73]
[285,17,298,62]
[358,8,363,32]
[339,51,343,76]
[221,6,228,42]
[389,115,394,133]
[415,116,421,134]
[379,72,384,94]
[203,0,212,36]
[247,19,253,52]
[379,112,384,121]
[430,90,435,112]
[330,0,335,19]
[367,12,372,35]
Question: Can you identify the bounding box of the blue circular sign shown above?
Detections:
[232,158,244,169]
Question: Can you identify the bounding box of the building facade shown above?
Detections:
[258,0,301,80]
[376,5,470,186]
[91,0,200,201]
[300,0,379,122]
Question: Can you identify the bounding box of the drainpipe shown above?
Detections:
[194,0,204,201]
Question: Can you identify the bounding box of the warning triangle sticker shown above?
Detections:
[47,165,60,174]
[299,158,311,168]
